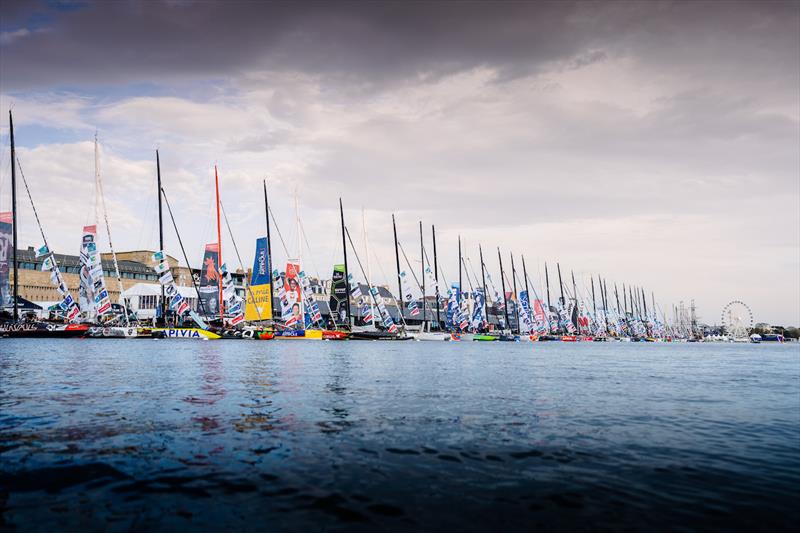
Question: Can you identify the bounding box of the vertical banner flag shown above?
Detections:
[471,289,485,330]
[282,261,303,328]
[244,237,272,321]
[198,243,220,316]
[328,264,347,325]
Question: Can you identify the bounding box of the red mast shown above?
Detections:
[215,165,224,322]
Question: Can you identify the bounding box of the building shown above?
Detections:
[8,247,245,320]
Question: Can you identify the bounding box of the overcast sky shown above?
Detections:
[1,0,798,325]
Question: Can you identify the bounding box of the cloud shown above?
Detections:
[0,0,797,324]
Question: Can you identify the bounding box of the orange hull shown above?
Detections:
[322,330,348,340]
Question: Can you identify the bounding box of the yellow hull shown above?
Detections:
[151,328,221,340]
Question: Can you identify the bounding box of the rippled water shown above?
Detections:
[1,339,798,531]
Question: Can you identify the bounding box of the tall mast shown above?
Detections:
[498,248,510,331]
[214,165,223,322]
[510,252,520,335]
[458,235,463,304]
[622,283,628,314]
[571,270,577,304]
[156,150,165,325]
[419,221,426,330]
[614,283,624,334]
[339,198,351,327]
[479,245,488,331]
[392,214,403,326]
[557,262,565,307]
[432,224,440,328]
[9,111,18,320]
[362,208,373,321]
[96,135,129,325]
[591,277,597,321]
[545,262,551,310]
[602,278,611,334]
[263,180,273,303]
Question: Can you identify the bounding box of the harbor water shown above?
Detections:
[1,340,798,531]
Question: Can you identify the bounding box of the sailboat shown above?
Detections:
[340,204,409,341]
[149,155,219,340]
[393,216,448,341]
[0,111,89,338]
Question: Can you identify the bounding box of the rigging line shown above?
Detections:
[268,205,291,258]
[95,138,129,325]
[297,218,340,329]
[370,241,409,328]
[344,225,385,320]
[219,199,263,322]
[397,240,423,290]
[15,156,48,247]
[160,186,209,318]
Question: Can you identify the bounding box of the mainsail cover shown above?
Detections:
[328,264,347,325]
[198,243,221,317]
[0,212,10,308]
[244,237,272,321]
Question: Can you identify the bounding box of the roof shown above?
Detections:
[16,248,155,275]
[121,283,197,298]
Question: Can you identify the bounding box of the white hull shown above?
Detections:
[88,326,139,338]
[415,332,451,341]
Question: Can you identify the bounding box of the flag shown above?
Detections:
[154,262,170,274]
[41,257,54,271]
[230,314,244,326]
[97,302,111,315]
[164,283,178,297]
[351,285,363,300]
[177,300,190,315]
[67,306,80,320]
[159,271,174,286]
[35,245,49,258]
[170,293,184,309]
[388,323,398,333]
[152,250,165,262]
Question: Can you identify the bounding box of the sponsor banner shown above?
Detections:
[282,261,303,323]
[245,237,272,321]
[35,245,49,258]
[199,243,221,316]
[471,289,485,330]
[328,264,348,325]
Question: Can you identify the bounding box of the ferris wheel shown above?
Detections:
[721,301,753,338]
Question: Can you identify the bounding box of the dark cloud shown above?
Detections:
[2,0,795,92]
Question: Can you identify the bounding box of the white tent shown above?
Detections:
[121,283,198,320]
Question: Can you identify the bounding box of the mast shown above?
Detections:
[9,111,18,320]
[602,278,611,334]
[432,224,440,328]
[623,283,628,315]
[95,135,129,325]
[614,283,624,334]
[510,252,520,335]
[266,179,276,320]
[458,235,463,305]
[392,214,403,326]
[362,208,374,322]
[498,248,510,331]
[419,221,426,330]
[214,165,223,322]
[598,276,608,334]
[339,198,351,327]
[557,262,565,307]
[156,150,165,325]
[479,245,488,331]
[591,277,597,322]
[571,270,577,304]
[545,262,551,310]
